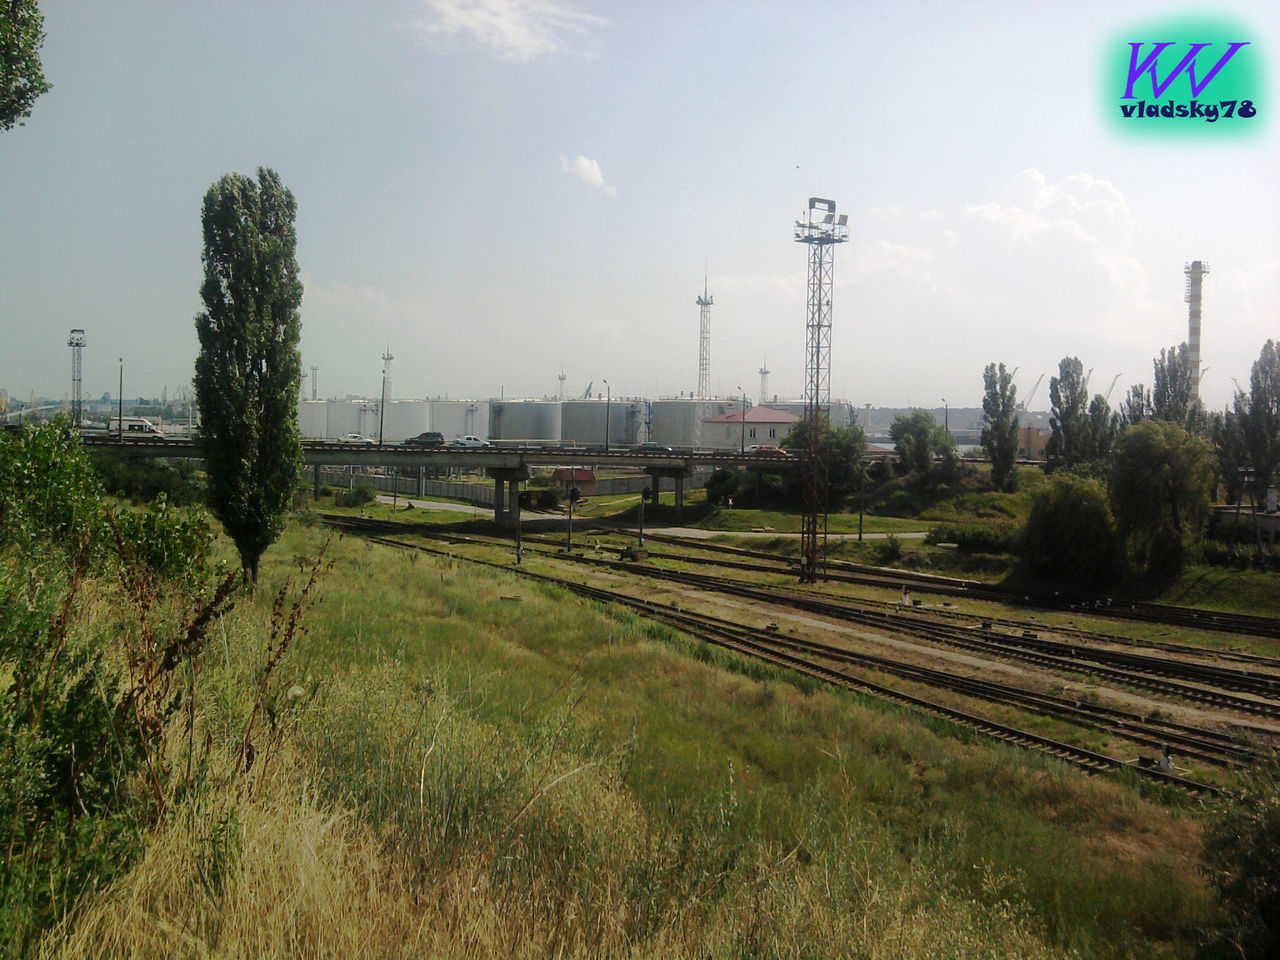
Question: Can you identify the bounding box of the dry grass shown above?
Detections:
[36,523,1212,959]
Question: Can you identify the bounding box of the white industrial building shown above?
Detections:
[701,406,800,451]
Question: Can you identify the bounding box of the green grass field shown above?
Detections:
[52,521,1221,959]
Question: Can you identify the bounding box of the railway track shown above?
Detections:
[321,516,1239,798]
[632,534,1280,667]
[636,531,1280,640]
[323,515,1280,718]
[563,560,1280,721]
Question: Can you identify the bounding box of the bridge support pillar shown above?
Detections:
[489,466,531,530]
[644,466,693,526]
[313,464,322,500]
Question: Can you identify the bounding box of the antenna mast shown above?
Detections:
[794,198,849,583]
[696,276,713,398]
[67,329,86,427]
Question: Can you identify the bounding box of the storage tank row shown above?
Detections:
[297,396,850,446]
[297,400,488,442]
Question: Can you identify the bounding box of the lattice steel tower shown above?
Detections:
[758,359,770,405]
[67,329,86,427]
[794,198,849,582]
[696,277,713,398]
[1184,261,1209,401]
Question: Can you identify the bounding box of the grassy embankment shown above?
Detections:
[51,519,1215,959]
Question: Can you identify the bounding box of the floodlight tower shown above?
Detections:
[557,370,567,401]
[378,350,394,444]
[1184,261,1209,401]
[310,365,318,401]
[67,329,86,427]
[696,276,713,398]
[794,197,849,583]
[758,359,771,405]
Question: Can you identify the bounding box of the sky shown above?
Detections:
[2,0,1277,412]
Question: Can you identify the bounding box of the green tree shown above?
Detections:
[1109,420,1214,576]
[1020,473,1122,588]
[1083,393,1119,461]
[0,0,52,131]
[194,168,304,585]
[1119,382,1151,427]
[782,417,867,501]
[1234,340,1280,555]
[889,409,955,480]
[1045,357,1089,468]
[1151,342,1205,433]
[980,362,1020,493]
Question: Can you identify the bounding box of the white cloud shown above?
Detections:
[413,0,605,62]
[559,154,617,195]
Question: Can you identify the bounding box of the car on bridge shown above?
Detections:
[404,431,446,447]
[451,435,489,447]
[746,445,790,456]
[340,433,375,445]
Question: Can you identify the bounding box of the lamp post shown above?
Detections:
[738,386,746,453]
[117,358,123,439]
[603,379,610,451]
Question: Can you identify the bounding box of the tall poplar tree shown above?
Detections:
[980,361,1019,492]
[194,168,303,585]
[1,0,52,130]
[1045,356,1089,468]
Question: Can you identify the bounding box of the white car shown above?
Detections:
[451,435,490,446]
[340,433,375,445]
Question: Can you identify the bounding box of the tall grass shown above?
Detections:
[44,523,1212,959]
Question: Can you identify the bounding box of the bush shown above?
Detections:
[925,521,1019,554]
[1201,761,1280,958]
[90,451,206,506]
[337,483,377,508]
[1019,474,1123,588]
[874,534,904,565]
[0,422,238,953]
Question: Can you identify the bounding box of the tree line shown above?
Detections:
[980,341,1280,580]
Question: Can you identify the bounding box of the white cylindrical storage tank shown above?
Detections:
[298,400,327,439]
[325,400,364,438]
[381,400,430,442]
[762,399,854,427]
[561,399,606,446]
[430,400,490,441]
[650,398,737,449]
[489,400,562,443]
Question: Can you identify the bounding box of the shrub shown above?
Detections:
[1019,474,1122,588]
[1201,761,1280,958]
[337,483,377,508]
[874,534,904,565]
[925,521,1019,555]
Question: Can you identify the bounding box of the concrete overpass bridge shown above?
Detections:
[82,437,812,526]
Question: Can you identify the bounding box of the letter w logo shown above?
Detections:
[1124,41,1249,99]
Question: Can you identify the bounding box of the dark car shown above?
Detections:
[404,431,446,447]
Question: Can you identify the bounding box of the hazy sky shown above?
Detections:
[2,0,1277,411]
